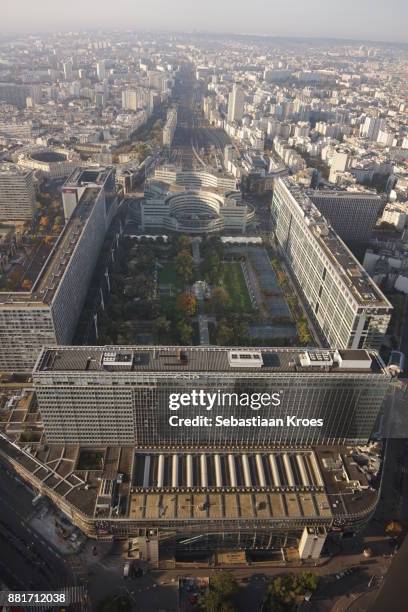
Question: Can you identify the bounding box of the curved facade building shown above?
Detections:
[139,166,254,234]
[16,146,81,179]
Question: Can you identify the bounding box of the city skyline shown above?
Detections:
[2,0,408,45]
[0,21,407,609]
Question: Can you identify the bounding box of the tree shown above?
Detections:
[200,572,239,612]
[21,279,32,291]
[216,321,234,345]
[200,590,223,612]
[44,235,55,246]
[95,595,132,612]
[211,286,230,314]
[176,319,193,344]
[203,251,222,284]
[153,316,171,339]
[385,521,402,537]
[297,318,312,345]
[263,572,319,612]
[177,292,197,317]
[210,572,239,600]
[177,234,192,252]
[175,249,194,283]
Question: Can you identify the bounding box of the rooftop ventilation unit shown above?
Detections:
[300,351,333,368]
[336,350,372,370]
[228,351,263,368]
[102,351,133,368]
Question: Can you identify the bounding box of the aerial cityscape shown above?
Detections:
[0,3,408,611]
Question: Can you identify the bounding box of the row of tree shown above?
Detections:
[199,571,319,612]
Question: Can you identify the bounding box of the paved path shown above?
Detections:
[192,237,201,267]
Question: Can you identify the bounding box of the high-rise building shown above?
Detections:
[227,84,245,123]
[0,164,35,221]
[121,89,138,111]
[122,87,151,112]
[62,59,73,81]
[271,178,392,349]
[96,60,106,80]
[328,151,350,183]
[224,144,236,165]
[148,71,169,92]
[0,167,118,372]
[33,346,389,446]
[360,116,386,141]
[308,190,383,244]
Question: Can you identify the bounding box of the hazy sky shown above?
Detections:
[3,0,408,43]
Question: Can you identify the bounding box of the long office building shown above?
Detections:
[0,163,35,221]
[271,178,392,350]
[33,345,390,446]
[0,167,118,372]
[307,189,384,244]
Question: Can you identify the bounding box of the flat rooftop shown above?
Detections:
[0,186,101,306]
[33,346,387,376]
[280,178,391,309]
[308,190,382,202]
[0,162,32,176]
[156,165,236,183]
[0,434,379,526]
[65,166,112,187]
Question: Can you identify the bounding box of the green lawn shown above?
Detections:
[221,262,253,313]
[158,262,184,288]
[157,263,184,315]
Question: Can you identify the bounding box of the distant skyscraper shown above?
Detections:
[96,60,106,80]
[62,59,73,81]
[227,84,245,123]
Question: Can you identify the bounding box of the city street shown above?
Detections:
[0,455,76,591]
